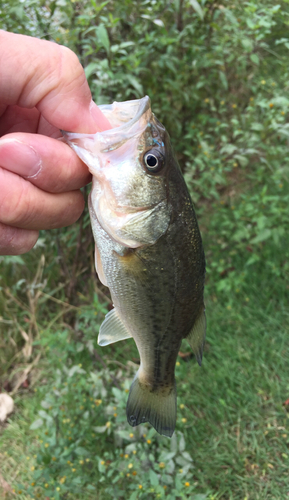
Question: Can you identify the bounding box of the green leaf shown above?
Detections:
[85,62,99,80]
[219,71,228,90]
[149,469,159,486]
[74,447,89,456]
[153,19,164,27]
[250,54,259,65]
[251,229,272,244]
[97,24,110,54]
[129,76,143,96]
[189,0,204,20]
[30,418,43,430]
[234,155,249,167]
[250,123,264,131]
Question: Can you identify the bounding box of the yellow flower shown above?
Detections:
[204,98,210,103]
[147,439,151,444]
[159,462,165,469]
[232,104,237,109]
[31,466,35,471]
[176,361,180,366]
[139,485,143,489]
[269,103,274,108]
[78,363,82,368]
[67,461,71,465]
[233,162,238,167]
[220,100,225,105]
[279,183,283,188]
[86,458,90,462]
[56,487,60,491]
[181,418,187,423]
[127,473,130,477]
[143,434,147,438]
[113,413,117,417]
[281,111,285,116]
[227,305,232,311]
[133,450,137,455]
[124,454,129,459]
[250,97,254,102]
[125,388,129,393]
[31,482,35,486]
[59,476,66,484]
[106,421,111,428]
[52,456,56,461]
[44,443,49,448]
[132,470,137,475]
[101,460,105,465]
[163,485,167,489]
[72,468,76,472]
[261,80,266,85]
[44,483,49,488]
[128,463,133,469]
[129,433,134,438]
[180,404,185,409]
[185,482,190,487]
[79,460,84,465]
[179,469,183,473]
[26,456,30,460]
[245,297,249,302]
[95,399,102,406]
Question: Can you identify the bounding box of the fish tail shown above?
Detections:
[126,371,176,438]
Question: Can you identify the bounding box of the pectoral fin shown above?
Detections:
[186,308,206,366]
[98,309,132,346]
[94,244,108,287]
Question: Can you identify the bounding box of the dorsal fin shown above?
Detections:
[98,309,132,346]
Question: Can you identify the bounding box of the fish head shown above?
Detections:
[64,96,174,248]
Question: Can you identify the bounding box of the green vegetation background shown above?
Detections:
[0,1,289,499]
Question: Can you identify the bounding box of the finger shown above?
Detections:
[0,31,111,133]
[0,133,91,192]
[0,167,85,230]
[0,222,38,255]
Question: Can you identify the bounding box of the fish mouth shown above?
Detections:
[110,200,166,215]
[64,96,151,144]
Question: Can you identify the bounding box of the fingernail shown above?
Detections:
[0,139,42,178]
[89,101,112,132]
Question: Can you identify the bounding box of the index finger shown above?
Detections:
[0,31,111,134]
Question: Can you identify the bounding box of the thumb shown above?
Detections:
[0,31,111,133]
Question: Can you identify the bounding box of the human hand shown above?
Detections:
[0,31,111,255]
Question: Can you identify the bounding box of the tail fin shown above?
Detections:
[126,372,177,438]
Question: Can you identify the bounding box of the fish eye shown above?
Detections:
[143,150,164,173]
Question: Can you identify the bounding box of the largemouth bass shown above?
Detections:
[64,96,206,437]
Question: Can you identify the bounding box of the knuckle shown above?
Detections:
[0,224,38,255]
[0,177,33,227]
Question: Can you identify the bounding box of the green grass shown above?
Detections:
[1,247,288,500]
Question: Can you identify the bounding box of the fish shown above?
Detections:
[64,96,206,437]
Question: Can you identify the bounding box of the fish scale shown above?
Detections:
[64,96,206,437]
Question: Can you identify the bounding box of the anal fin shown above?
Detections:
[186,307,206,366]
[98,309,132,346]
